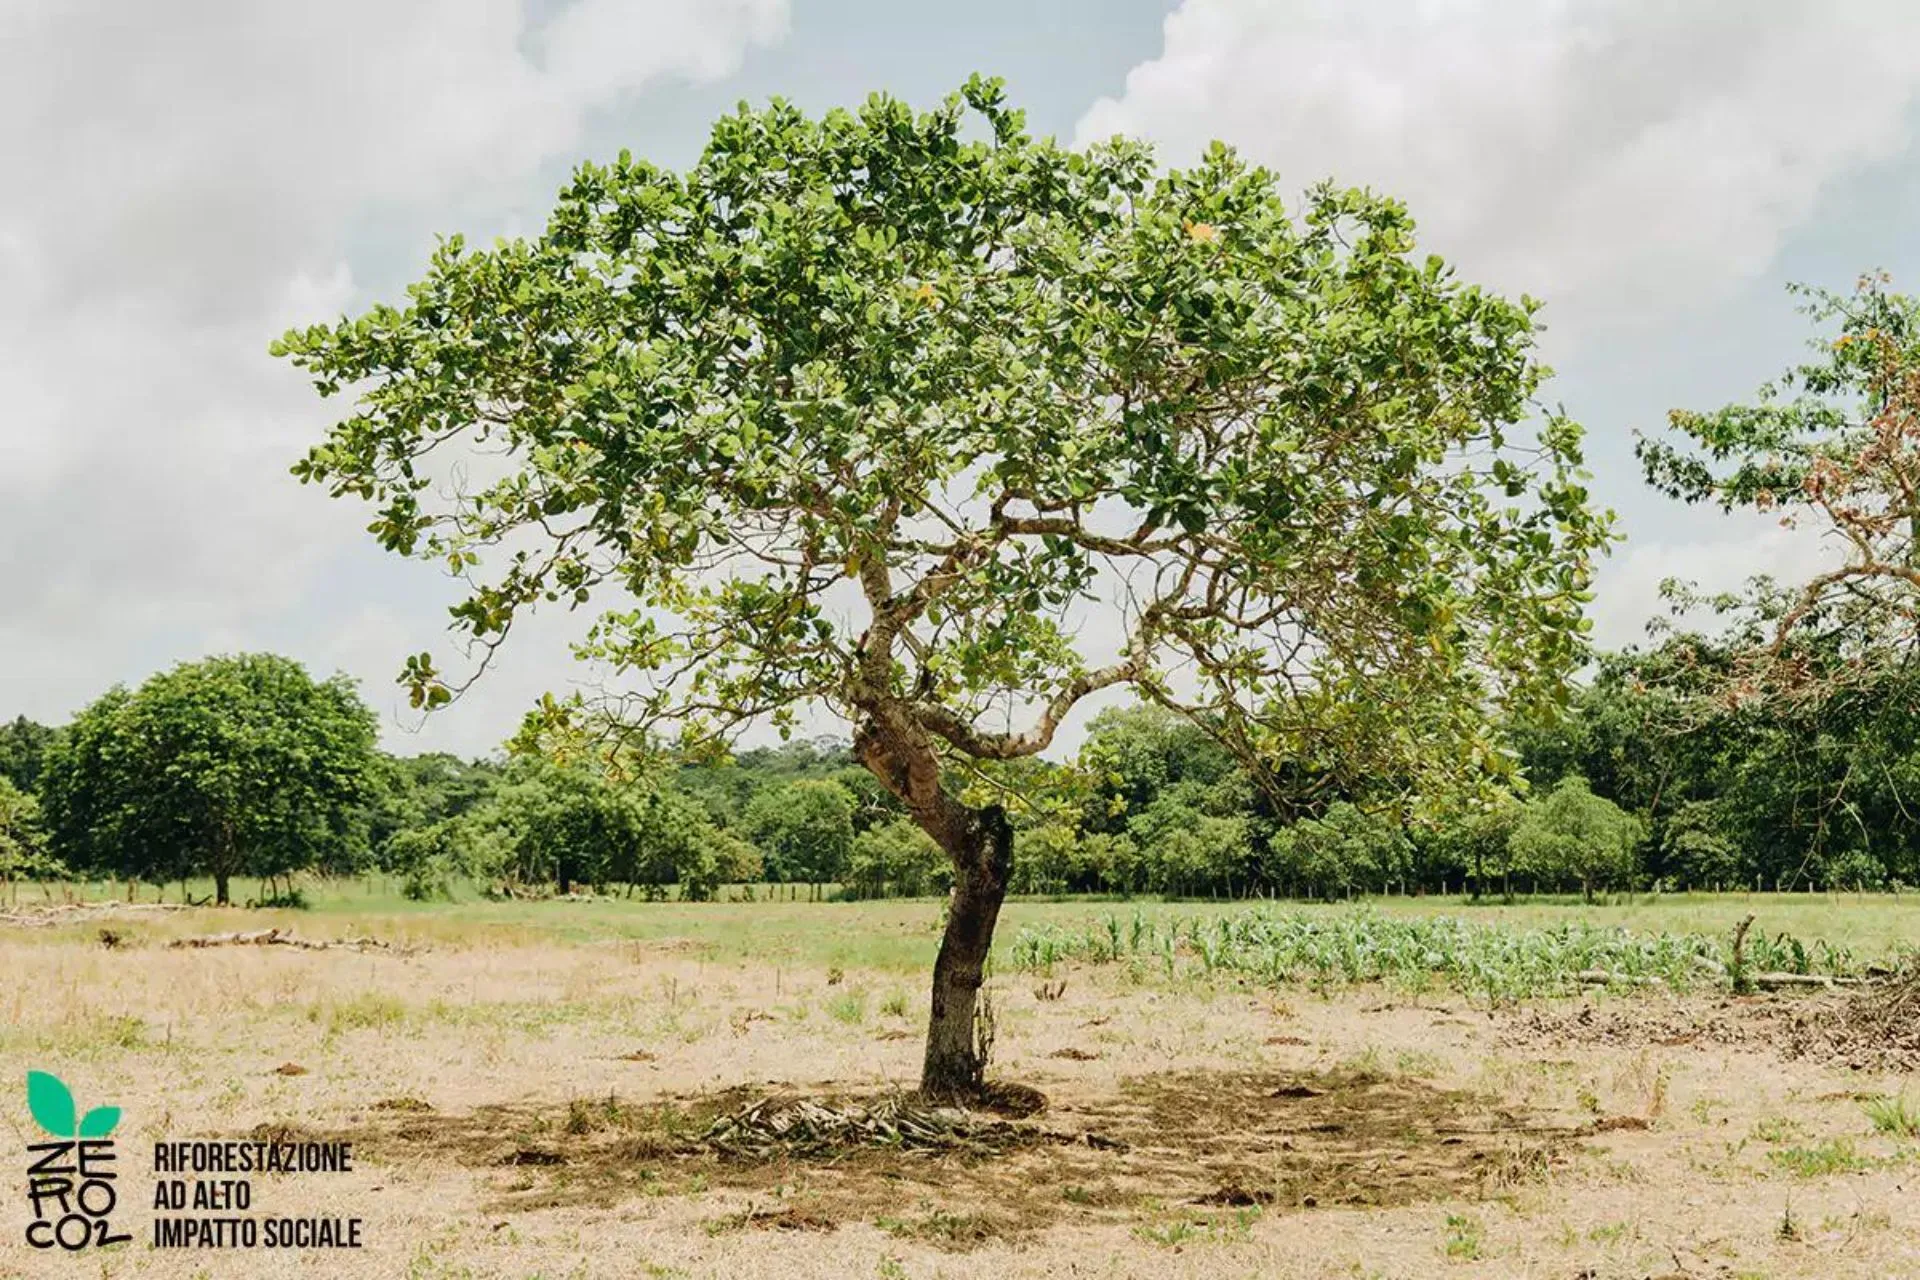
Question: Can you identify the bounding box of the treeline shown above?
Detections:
[0,654,917,903]
[3,634,1916,904]
[1002,633,1920,899]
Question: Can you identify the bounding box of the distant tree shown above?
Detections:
[365,752,506,880]
[1275,802,1412,898]
[1657,800,1742,890]
[743,780,855,894]
[1635,276,1920,887]
[848,817,948,899]
[1125,789,1256,897]
[283,79,1609,1094]
[707,826,765,888]
[626,787,728,899]
[483,759,624,893]
[1079,705,1238,833]
[1428,800,1523,900]
[1508,776,1642,902]
[37,655,377,905]
[383,819,477,901]
[0,716,57,794]
[0,775,62,892]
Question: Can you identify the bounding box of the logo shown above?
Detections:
[24,1071,130,1251]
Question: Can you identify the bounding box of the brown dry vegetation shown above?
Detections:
[2,901,1917,1278]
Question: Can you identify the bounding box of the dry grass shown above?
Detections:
[1,900,1917,1277]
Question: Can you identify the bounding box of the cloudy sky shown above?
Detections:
[5,0,1920,757]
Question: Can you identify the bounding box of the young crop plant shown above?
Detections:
[1010,907,1866,1001]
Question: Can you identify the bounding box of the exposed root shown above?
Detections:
[701,1094,1042,1161]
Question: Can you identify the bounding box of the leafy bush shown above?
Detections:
[1272,803,1411,897]
[847,818,947,899]
[1509,776,1643,901]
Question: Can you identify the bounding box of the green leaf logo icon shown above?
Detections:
[78,1105,121,1138]
[26,1071,76,1136]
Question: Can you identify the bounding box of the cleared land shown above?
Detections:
[2,889,1918,1278]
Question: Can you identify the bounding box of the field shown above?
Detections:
[3,888,1919,1278]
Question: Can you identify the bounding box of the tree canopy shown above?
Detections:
[1507,775,1642,903]
[1639,275,1920,689]
[281,78,1610,1094]
[36,654,378,904]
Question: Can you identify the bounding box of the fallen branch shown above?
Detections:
[1574,970,1669,987]
[1754,971,1862,991]
[167,928,411,955]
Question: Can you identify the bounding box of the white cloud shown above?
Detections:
[1589,517,1842,651]
[1078,0,1920,340]
[0,0,789,746]
[1082,0,1920,644]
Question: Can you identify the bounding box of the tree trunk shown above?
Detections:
[920,803,1012,1098]
[214,872,230,906]
[852,710,1016,1101]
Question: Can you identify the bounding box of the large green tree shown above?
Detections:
[1633,276,1920,887]
[1508,775,1642,902]
[0,774,60,890]
[37,655,378,904]
[741,779,855,891]
[281,80,1609,1095]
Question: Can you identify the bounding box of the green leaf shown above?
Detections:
[27,1071,76,1136]
[78,1105,120,1138]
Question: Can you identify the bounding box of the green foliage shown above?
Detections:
[1862,1093,1920,1139]
[1513,646,1920,891]
[847,817,947,899]
[1638,277,1920,674]
[364,751,504,873]
[0,775,62,883]
[1273,803,1413,897]
[0,716,56,793]
[385,819,479,901]
[1508,776,1643,900]
[475,756,732,897]
[1010,907,1863,1002]
[1010,823,1140,896]
[1425,801,1523,899]
[742,780,854,887]
[35,654,378,903]
[1080,705,1240,831]
[283,77,1608,871]
[1128,797,1256,897]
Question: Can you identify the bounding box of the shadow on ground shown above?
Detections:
[248,1067,1587,1250]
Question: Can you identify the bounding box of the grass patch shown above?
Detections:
[1862,1093,1920,1139]
[1443,1213,1483,1260]
[875,1208,1007,1250]
[1768,1138,1875,1178]
[313,992,408,1035]
[827,991,867,1025]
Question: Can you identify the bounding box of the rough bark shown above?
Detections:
[214,872,230,907]
[853,711,1013,1098]
[919,803,1012,1097]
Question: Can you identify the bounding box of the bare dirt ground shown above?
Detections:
[2,913,1917,1278]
